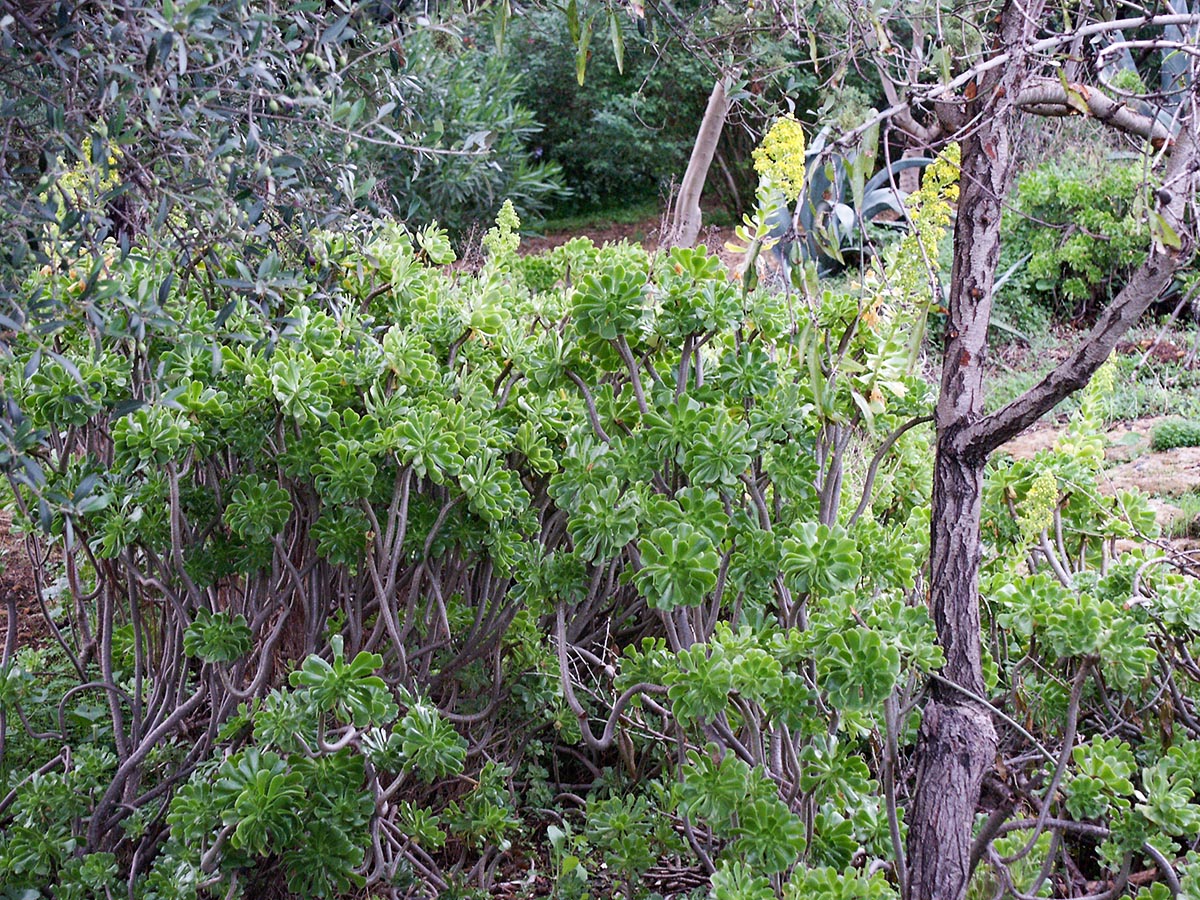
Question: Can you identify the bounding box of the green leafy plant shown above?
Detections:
[369,29,569,234]
[1151,418,1200,451]
[183,610,253,664]
[288,636,397,728]
[996,155,1198,324]
[1,123,1195,900]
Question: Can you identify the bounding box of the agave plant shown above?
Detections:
[765,122,933,277]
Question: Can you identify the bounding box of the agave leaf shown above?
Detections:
[831,204,857,241]
[848,119,880,210]
[763,187,793,243]
[860,187,906,222]
[1162,1,1193,96]
[805,124,832,160]
[990,253,1032,298]
[862,158,933,195]
[988,316,1034,345]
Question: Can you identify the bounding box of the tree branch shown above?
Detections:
[959,119,1199,460]
[1016,76,1176,147]
[849,415,934,525]
[826,13,1200,156]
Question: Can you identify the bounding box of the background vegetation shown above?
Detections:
[1,2,1199,900]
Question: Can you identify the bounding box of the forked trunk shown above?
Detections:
[904,3,1044,897]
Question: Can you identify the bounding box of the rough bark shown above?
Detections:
[663,78,729,249]
[907,448,999,900]
[905,3,1045,898]
[907,691,997,900]
[1015,76,1176,147]
[903,4,1200,898]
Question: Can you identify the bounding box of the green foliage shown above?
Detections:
[585,794,657,881]
[394,702,469,781]
[972,364,1200,891]
[215,749,307,855]
[1,2,432,269]
[507,2,820,212]
[1151,418,1200,451]
[636,524,719,609]
[183,610,253,664]
[1,130,1196,900]
[288,636,397,727]
[505,6,712,208]
[817,629,901,712]
[997,156,1196,325]
[369,30,568,234]
[1065,737,1137,819]
[29,195,929,889]
[780,523,862,596]
[711,861,776,900]
[785,866,897,900]
[223,477,292,541]
[573,264,649,340]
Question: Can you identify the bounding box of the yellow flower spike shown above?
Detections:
[1020,469,1059,540]
[752,114,807,203]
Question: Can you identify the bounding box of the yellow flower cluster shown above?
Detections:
[1020,469,1059,540]
[904,141,960,232]
[36,136,125,271]
[863,142,961,340]
[57,137,122,205]
[483,199,521,263]
[752,114,807,203]
[1054,356,1114,469]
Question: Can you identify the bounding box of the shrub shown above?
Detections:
[997,155,1196,326]
[0,192,948,895]
[506,6,713,209]
[0,1,505,273]
[367,30,569,235]
[1151,418,1200,451]
[2,182,1198,898]
[505,4,819,213]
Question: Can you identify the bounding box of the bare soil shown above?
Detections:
[0,509,50,653]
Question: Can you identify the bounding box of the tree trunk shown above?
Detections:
[663,77,729,249]
[905,3,1045,898]
[908,102,1199,900]
[905,455,997,900]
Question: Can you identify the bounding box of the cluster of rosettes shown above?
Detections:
[752,114,807,203]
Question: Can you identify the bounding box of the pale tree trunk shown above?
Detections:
[905,2,1200,898]
[898,143,925,195]
[663,77,729,249]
